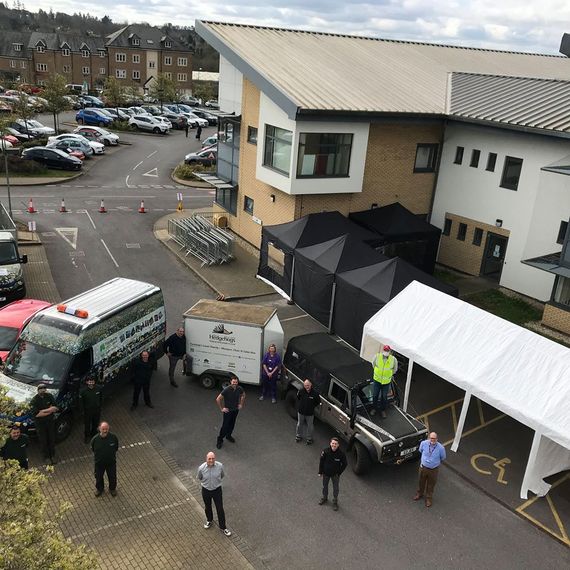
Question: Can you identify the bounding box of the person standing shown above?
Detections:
[184,122,189,138]
[197,451,232,536]
[318,437,347,511]
[195,124,203,140]
[1,425,29,469]
[91,421,119,497]
[29,384,58,464]
[164,326,186,388]
[296,379,320,445]
[372,344,398,418]
[131,351,155,410]
[259,343,282,404]
[80,377,103,443]
[414,432,446,507]
[215,375,245,449]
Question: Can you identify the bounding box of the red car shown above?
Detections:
[0,299,51,361]
[1,134,19,146]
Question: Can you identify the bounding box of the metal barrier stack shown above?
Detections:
[168,215,234,266]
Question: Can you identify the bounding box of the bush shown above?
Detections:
[108,121,133,132]
[0,154,48,175]
[21,137,48,149]
[174,162,215,181]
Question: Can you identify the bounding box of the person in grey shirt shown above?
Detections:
[197,451,232,536]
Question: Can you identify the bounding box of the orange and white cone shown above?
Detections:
[99,199,107,213]
[59,198,67,213]
[138,200,146,214]
[27,197,36,214]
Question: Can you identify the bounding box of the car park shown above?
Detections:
[63,95,82,110]
[141,105,162,115]
[22,147,82,171]
[128,106,152,116]
[184,146,217,166]
[118,107,137,117]
[76,108,114,127]
[282,333,428,474]
[179,95,200,106]
[182,111,208,128]
[73,126,119,146]
[128,115,169,134]
[47,137,96,158]
[191,109,218,125]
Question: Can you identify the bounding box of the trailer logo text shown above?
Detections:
[210,323,235,343]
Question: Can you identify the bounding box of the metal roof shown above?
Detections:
[196,21,570,119]
[450,72,570,133]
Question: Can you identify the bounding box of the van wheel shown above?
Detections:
[351,441,371,475]
[285,389,297,420]
[200,374,217,390]
[55,413,73,443]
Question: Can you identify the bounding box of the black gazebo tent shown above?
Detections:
[349,203,441,274]
[332,257,459,349]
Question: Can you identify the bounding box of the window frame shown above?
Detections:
[115,53,126,63]
[13,43,22,52]
[36,63,48,72]
[443,218,452,236]
[132,38,140,46]
[164,56,172,66]
[82,66,90,75]
[413,143,438,173]
[457,222,467,241]
[486,152,497,172]
[329,380,350,410]
[177,57,188,66]
[557,221,569,245]
[247,126,258,145]
[296,132,353,178]
[115,69,126,79]
[263,124,292,176]
[36,44,45,53]
[132,54,140,64]
[473,227,483,246]
[470,149,481,168]
[149,61,156,69]
[99,67,106,75]
[132,70,140,80]
[9,60,15,68]
[243,195,254,215]
[63,65,71,73]
[164,40,172,48]
[500,156,523,191]
[177,73,187,82]
[62,48,70,57]
[454,146,464,165]
[81,49,90,58]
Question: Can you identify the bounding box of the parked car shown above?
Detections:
[63,148,86,161]
[104,108,130,121]
[4,127,33,143]
[1,134,19,146]
[15,119,54,137]
[63,95,82,110]
[128,115,169,134]
[141,105,162,116]
[118,107,137,117]
[0,140,13,150]
[191,109,218,125]
[160,110,187,130]
[79,95,105,108]
[9,121,42,138]
[73,126,119,146]
[154,116,173,130]
[76,108,114,127]
[47,136,95,158]
[179,95,200,106]
[77,95,94,107]
[22,147,82,171]
[0,299,52,360]
[128,106,152,116]
[201,134,218,148]
[204,99,219,109]
[184,146,217,166]
[181,111,208,128]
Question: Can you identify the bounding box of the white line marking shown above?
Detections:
[133,160,144,170]
[126,174,132,188]
[281,314,310,322]
[55,227,78,250]
[83,210,97,230]
[143,167,158,177]
[146,150,157,159]
[92,195,157,199]
[100,239,119,268]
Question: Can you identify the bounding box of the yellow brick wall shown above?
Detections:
[541,303,570,336]
[438,213,510,275]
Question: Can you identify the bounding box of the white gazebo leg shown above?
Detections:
[403,359,414,412]
[520,431,542,500]
[451,391,471,452]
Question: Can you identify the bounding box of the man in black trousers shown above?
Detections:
[215,375,245,449]
[131,351,155,410]
[91,421,119,497]
[29,384,58,464]
[80,377,103,443]
[318,437,347,511]
[164,326,187,388]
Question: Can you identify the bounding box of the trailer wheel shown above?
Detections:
[55,413,73,443]
[285,389,297,420]
[351,441,371,475]
[200,374,217,390]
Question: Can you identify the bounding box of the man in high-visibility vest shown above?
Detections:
[372,344,398,418]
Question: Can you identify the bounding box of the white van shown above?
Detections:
[1,278,166,440]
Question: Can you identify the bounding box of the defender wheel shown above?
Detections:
[285,390,297,420]
[200,374,216,390]
[153,127,160,134]
[351,441,372,475]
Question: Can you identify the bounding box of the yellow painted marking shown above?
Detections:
[493,457,511,485]
[477,398,485,425]
[471,453,494,475]
[442,413,506,446]
[517,473,570,512]
[417,397,464,418]
[547,495,569,541]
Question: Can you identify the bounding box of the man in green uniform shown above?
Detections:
[91,421,119,497]
[29,384,59,464]
[1,425,30,469]
[81,378,103,443]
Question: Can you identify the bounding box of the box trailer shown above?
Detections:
[184,300,283,389]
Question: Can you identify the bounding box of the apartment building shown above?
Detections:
[0,31,31,83]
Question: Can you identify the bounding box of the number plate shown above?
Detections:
[400,446,418,456]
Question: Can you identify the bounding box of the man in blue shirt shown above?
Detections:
[414,432,446,507]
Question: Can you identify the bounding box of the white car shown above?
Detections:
[184,112,208,128]
[155,116,173,129]
[16,119,55,136]
[201,134,218,148]
[47,134,105,155]
[129,107,152,116]
[73,126,119,146]
[128,115,169,134]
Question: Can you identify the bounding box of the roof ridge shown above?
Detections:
[453,71,570,84]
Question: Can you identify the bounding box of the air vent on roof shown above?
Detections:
[560,33,570,57]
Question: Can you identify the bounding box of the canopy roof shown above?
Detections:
[361,281,570,450]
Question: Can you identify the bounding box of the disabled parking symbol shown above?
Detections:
[470,453,511,485]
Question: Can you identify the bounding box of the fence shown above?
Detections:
[168,214,234,266]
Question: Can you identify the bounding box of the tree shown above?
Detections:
[0,387,99,570]
[148,74,178,110]
[10,92,36,138]
[192,81,215,105]
[42,73,69,133]
[101,76,125,111]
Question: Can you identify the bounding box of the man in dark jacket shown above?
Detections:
[1,425,29,469]
[29,384,58,464]
[131,351,155,410]
[296,379,320,445]
[164,326,186,388]
[91,421,119,497]
[80,378,103,443]
[318,437,347,511]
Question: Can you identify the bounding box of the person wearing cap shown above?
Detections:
[80,377,103,444]
[372,344,398,419]
[29,384,59,464]
[1,425,29,469]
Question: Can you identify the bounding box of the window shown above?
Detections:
[500,156,523,191]
[164,56,172,65]
[330,382,349,409]
[414,143,438,172]
[247,126,258,145]
[243,196,254,214]
[82,66,90,75]
[297,132,353,177]
[443,218,452,236]
[165,40,172,48]
[470,149,480,168]
[132,54,140,64]
[164,72,172,79]
[36,63,48,72]
[9,60,15,68]
[62,48,70,57]
[116,69,126,79]
[98,50,106,58]
[263,125,292,175]
[557,221,569,245]
[454,146,464,165]
[457,223,467,241]
[177,57,187,66]
[553,276,570,307]
[99,67,106,75]
[473,228,483,246]
[20,61,26,69]
[36,45,45,53]
[37,80,46,87]
[132,38,140,46]
[115,53,126,62]
[81,49,90,58]
[13,43,21,51]
[63,65,71,73]
[177,73,187,82]
[149,61,156,69]
[132,70,140,80]
[486,152,497,172]
[215,188,237,216]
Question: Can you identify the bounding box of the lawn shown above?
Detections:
[464,289,542,325]
[434,267,463,284]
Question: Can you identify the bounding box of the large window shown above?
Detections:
[263,125,292,175]
[296,132,352,177]
[557,220,568,245]
[414,143,438,172]
[553,276,570,307]
[116,53,126,63]
[215,188,237,216]
[500,156,523,191]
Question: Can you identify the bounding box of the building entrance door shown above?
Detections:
[481,233,508,279]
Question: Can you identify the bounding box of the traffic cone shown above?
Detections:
[59,198,67,213]
[27,197,36,214]
[99,199,107,213]
[138,200,146,214]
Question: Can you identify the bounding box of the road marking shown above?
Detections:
[55,227,78,250]
[143,167,158,177]
[133,160,144,170]
[146,150,157,159]
[41,232,56,237]
[442,413,505,446]
[470,453,511,485]
[100,239,119,268]
[83,210,97,230]
[126,174,133,188]
[126,243,141,248]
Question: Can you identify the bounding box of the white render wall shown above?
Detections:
[432,122,570,301]
[256,92,370,195]
[218,56,242,114]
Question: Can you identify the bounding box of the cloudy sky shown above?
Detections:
[29,0,570,55]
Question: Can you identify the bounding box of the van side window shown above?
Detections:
[310,366,331,394]
[329,381,349,410]
[69,348,92,378]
